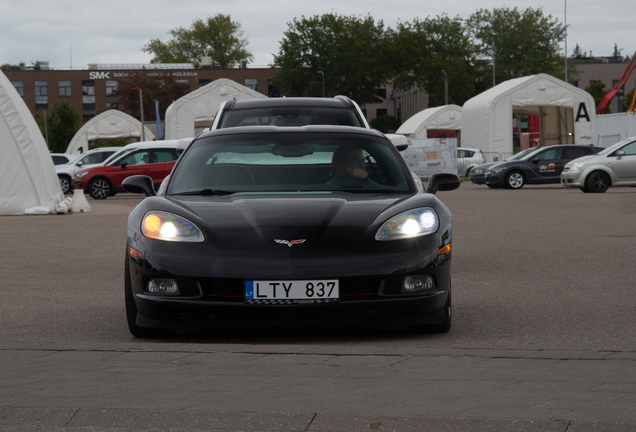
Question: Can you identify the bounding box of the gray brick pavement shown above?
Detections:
[1,345,635,431]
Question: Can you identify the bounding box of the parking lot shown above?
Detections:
[1,182,635,430]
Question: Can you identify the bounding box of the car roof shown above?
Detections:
[458,148,483,152]
[198,125,386,140]
[227,97,355,110]
[119,140,181,150]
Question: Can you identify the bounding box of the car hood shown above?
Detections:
[565,155,598,168]
[165,193,410,229]
[56,162,102,174]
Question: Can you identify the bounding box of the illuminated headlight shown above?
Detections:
[76,171,89,178]
[569,161,586,171]
[147,278,179,295]
[141,211,205,242]
[375,208,439,241]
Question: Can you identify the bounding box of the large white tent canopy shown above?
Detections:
[396,105,462,138]
[461,74,597,154]
[65,110,154,155]
[0,71,64,215]
[164,78,267,140]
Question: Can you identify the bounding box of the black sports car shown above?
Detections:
[122,126,460,338]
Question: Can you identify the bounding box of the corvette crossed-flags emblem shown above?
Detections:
[274,239,306,247]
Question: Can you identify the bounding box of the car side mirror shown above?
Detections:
[122,175,156,197]
[532,158,540,164]
[616,150,625,158]
[76,161,83,167]
[425,173,461,195]
[120,162,128,169]
[385,134,409,152]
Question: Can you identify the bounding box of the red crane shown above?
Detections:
[596,52,636,114]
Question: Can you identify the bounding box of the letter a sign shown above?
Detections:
[575,102,590,122]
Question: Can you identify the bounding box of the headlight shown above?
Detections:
[375,208,439,241]
[76,171,89,178]
[473,169,484,174]
[570,161,586,171]
[141,211,205,242]
[490,168,504,174]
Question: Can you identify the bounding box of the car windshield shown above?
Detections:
[506,148,536,161]
[219,106,363,129]
[597,138,636,156]
[168,132,413,195]
[518,147,547,161]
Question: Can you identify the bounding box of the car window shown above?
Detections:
[169,132,412,195]
[465,151,474,158]
[152,149,179,163]
[457,150,464,158]
[118,150,151,166]
[51,156,68,165]
[563,147,589,159]
[620,142,636,156]
[79,151,115,165]
[535,148,563,160]
[219,107,363,129]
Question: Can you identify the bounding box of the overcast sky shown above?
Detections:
[1,0,633,70]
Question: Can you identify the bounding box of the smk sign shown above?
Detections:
[88,72,110,80]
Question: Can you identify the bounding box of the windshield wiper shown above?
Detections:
[171,189,236,196]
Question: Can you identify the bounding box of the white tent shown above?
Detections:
[164,78,267,140]
[461,74,597,154]
[597,112,636,147]
[65,110,154,155]
[396,105,462,138]
[0,71,64,215]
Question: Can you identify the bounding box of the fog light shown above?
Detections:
[402,276,434,293]
[147,278,179,295]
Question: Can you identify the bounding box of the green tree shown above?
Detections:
[619,88,635,112]
[273,13,388,103]
[115,74,190,122]
[386,15,477,107]
[36,101,80,152]
[1,63,17,71]
[369,115,400,133]
[585,81,610,113]
[143,15,253,68]
[466,7,575,85]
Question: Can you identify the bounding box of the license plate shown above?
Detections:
[245,280,339,304]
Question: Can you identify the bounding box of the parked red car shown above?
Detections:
[73,142,182,199]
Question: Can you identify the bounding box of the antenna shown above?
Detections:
[70,43,72,70]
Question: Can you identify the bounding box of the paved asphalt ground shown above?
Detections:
[1,182,635,431]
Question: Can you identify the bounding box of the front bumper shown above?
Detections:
[560,169,584,187]
[485,171,506,185]
[469,172,486,184]
[73,177,88,189]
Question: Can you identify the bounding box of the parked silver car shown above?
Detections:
[457,148,486,176]
[561,137,636,193]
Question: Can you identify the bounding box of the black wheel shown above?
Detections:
[88,178,111,200]
[505,171,525,189]
[407,293,451,334]
[124,245,176,338]
[58,175,72,194]
[585,171,610,193]
[487,184,500,189]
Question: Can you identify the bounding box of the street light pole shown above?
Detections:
[317,71,325,98]
[441,69,448,105]
[38,108,49,148]
[132,87,145,141]
[565,0,568,83]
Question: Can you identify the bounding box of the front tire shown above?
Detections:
[124,246,176,338]
[89,178,111,200]
[506,171,525,189]
[58,175,72,194]
[585,171,610,193]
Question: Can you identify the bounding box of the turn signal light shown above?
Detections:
[128,247,142,258]
[438,244,451,255]
[143,214,162,235]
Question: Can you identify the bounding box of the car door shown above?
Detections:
[146,149,180,185]
[527,147,564,183]
[611,141,636,183]
[107,149,152,187]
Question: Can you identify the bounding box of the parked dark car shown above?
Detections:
[122,126,460,338]
[469,147,542,187]
[484,145,603,189]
